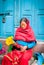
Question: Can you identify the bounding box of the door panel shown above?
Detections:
[34,0,44,40]
[14,0,20,27]
[1,16,14,38]
[38,16,44,35]
[0,0,14,38]
[37,0,44,9]
[3,0,14,12]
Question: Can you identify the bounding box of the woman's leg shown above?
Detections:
[19,49,32,65]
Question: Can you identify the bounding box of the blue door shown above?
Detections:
[0,0,44,40]
[14,0,44,41]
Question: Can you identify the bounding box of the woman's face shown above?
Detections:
[20,21,27,29]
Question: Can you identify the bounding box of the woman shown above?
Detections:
[14,18,36,65]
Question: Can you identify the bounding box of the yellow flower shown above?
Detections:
[5,36,14,46]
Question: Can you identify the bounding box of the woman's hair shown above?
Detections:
[20,18,29,24]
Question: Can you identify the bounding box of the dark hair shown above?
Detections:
[20,18,29,24]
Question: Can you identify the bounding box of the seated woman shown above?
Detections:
[14,18,36,65]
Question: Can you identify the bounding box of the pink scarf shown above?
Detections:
[14,19,36,42]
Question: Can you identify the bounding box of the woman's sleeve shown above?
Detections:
[16,41,36,48]
[16,40,27,46]
[27,42,36,48]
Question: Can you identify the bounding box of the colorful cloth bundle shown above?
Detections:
[0,42,6,54]
[0,48,6,54]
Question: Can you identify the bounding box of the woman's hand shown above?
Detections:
[20,46,27,52]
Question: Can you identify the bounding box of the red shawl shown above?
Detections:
[14,19,36,42]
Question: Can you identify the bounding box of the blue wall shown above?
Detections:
[0,0,44,41]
